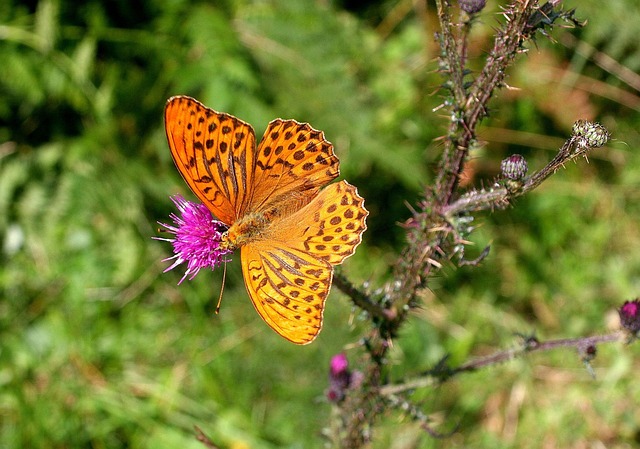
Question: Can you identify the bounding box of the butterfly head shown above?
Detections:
[218,231,238,253]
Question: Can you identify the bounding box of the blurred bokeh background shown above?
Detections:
[2,0,640,447]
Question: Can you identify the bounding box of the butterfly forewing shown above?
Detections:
[248,119,340,215]
[164,96,257,224]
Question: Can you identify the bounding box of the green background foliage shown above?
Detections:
[2,0,640,447]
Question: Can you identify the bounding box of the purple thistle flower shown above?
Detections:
[619,299,640,335]
[326,353,363,403]
[327,353,351,403]
[154,195,232,284]
[330,353,350,377]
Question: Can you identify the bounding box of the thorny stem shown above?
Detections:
[436,0,467,111]
[379,331,623,397]
[333,1,600,447]
[435,0,538,206]
[455,332,621,372]
[458,12,473,68]
[444,127,609,216]
[332,271,394,322]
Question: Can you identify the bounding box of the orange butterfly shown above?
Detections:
[164,96,368,344]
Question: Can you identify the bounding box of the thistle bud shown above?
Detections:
[572,119,590,137]
[500,154,528,181]
[459,0,486,14]
[583,122,610,148]
[572,120,610,150]
[326,353,363,403]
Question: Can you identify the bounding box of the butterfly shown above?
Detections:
[164,96,368,344]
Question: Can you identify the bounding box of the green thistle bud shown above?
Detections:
[583,122,610,148]
[572,119,590,137]
[571,120,610,149]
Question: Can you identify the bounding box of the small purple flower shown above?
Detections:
[619,299,640,334]
[330,353,349,377]
[154,195,232,284]
[326,353,363,403]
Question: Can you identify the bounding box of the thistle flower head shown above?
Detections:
[326,353,364,403]
[330,353,350,377]
[619,299,640,335]
[154,195,232,284]
[327,353,351,403]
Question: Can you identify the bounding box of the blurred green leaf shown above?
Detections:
[34,0,57,53]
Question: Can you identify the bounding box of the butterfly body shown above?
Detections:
[220,190,317,250]
[219,212,269,251]
[165,96,368,344]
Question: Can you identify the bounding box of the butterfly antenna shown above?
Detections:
[215,261,227,314]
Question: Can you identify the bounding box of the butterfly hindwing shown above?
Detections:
[241,243,332,344]
[271,180,368,265]
[241,180,368,344]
